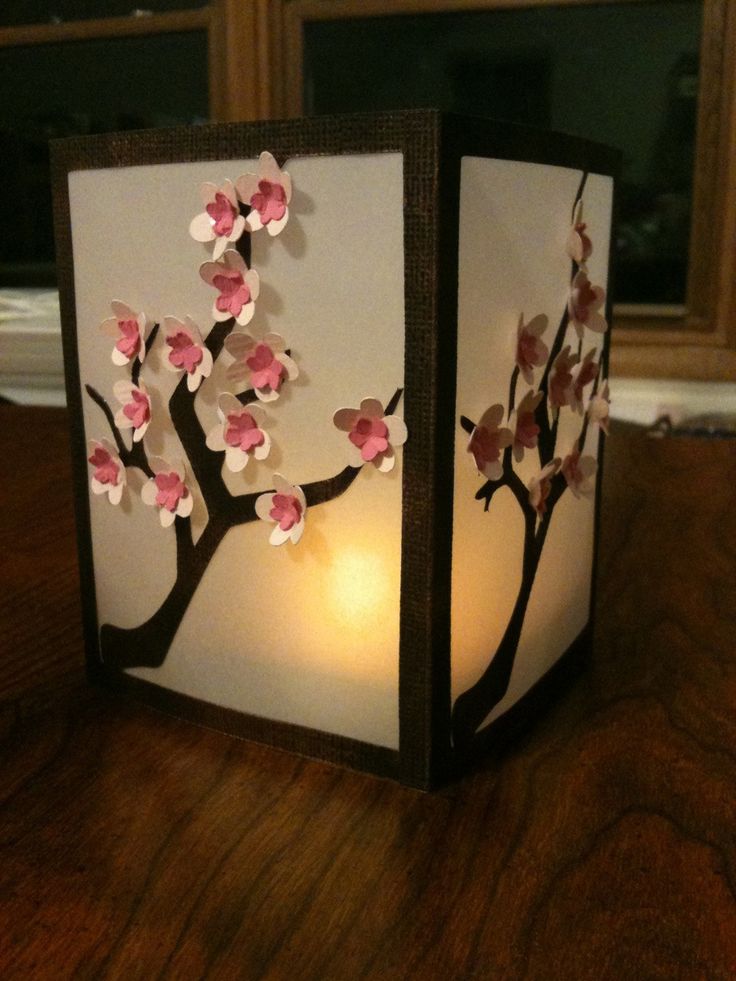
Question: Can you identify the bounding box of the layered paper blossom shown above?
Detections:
[99,300,150,367]
[510,389,543,462]
[515,313,549,384]
[236,151,292,237]
[87,438,126,505]
[224,331,297,402]
[200,249,260,327]
[333,397,408,473]
[205,392,270,473]
[566,200,593,265]
[113,379,151,443]
[528,459,560,517]
[189,179,247,259]
[568,270,607,339]
[548,345,579,413]
[571,347,599,413]
[467,404,513,481]
[255,474,306,546]
[561,443,598,498]
[588,379,611,434]
[141,457,193,528]
[163,316,213,392]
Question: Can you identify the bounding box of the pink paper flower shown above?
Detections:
[515,313,549,384]
[189,179,247,260]
[141,457,193,528]
[199,249,260,327]
[528,459,561,518]
[571,348,599,413]
[467,404,513,481]
[224,331,298,402]
[333,397,408,473]
[561,443,598,498]
[99,300,150,367]
[113,380,151,443]
[236,152,292,237]
[587,379,611,434]
[87,438,125,505]
[205,393,271,473]
[566,200,593,265]
[568,269,607,340]
[163,316,213,392]
[510,389,543,462]
[548,345,579,413]
[255,474,306,545]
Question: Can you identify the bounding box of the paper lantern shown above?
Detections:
[53,111,618,789]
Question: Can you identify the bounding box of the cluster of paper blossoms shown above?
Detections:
[87,152,407,546]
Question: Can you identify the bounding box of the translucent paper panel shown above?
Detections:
[69,152,405,748]
[452,156,613,733]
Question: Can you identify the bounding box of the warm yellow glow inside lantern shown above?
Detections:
[327,546,392,626]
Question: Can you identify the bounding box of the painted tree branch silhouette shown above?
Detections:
[451,171,606,753]
[86,184,403,670]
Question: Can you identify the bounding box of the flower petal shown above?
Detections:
[255,492,275,522]
[189,211,215,243]
[384,415,408,447]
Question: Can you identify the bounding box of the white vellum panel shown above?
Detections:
[452,156,613,731]
[69,152,405,748]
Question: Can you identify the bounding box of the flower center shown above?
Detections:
[167,331,203,374]
[246,344,285,392]
[154,471,188,512]
[225,411,264,452]
[213,271,250,317]
[123,389,150,428]
[348,416,389,461]
[207,192,236,236]
[89,447,119,485]
[116,319,140,358]
[250,180,286,224]
[270,492,302,531]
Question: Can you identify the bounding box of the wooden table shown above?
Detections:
[1,404,735,980]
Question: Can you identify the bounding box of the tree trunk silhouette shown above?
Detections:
[451,505,555,753]
[93,382,402,671]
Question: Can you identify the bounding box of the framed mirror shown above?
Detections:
[243,0,736,380]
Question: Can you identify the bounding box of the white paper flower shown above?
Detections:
[224,331,298,402]
[467,404,513,481]
[163,316,213,393]
[568,269,607,340]
[515,313,549,384]
[236,152,292,236]
[87,438,126,505]
[205,393,270,473]
[113,379,151,443]
[141,457,194,528]
[528,459,561,517]
[570,348,599,414]
[189,180,247,259]
[509,389,543,462]
[566,199,593,265]
[333,398,408,473]
[99,300,150,367]
[561,443,598,498]
[588,380,611,434]
[255,474,306,546]
[548,345,579,413]
[199,249,260,327]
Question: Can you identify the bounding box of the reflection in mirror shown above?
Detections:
[304,1,702,307]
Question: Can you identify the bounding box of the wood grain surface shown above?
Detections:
[1,405,735,980]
